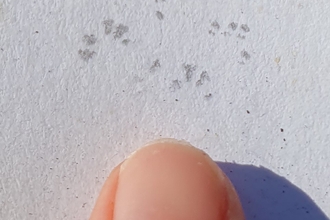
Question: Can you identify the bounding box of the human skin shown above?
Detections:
[90,139,245,220]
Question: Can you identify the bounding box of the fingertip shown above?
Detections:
[89,163,120,220]
[90,139,244,220]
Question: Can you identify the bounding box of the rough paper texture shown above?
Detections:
[0,0,329,219]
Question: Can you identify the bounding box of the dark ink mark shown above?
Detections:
[103,19,114,35]
[122,39,130,45]
[207,129,210,132]
[82,203,87,208]
[228,22,238,30]
[1,48,4,51]
[183,64,197,82]
[247,110,250,114]
[241,50,251,60]
[150,59,161,72]
[281,128,284,132]
[211,21,220,30]
[237,34,246,39]
[35,31,39,33]
[241,24,250,32]
[78,49,96,61]
[155,0,165,2]
[205,93,212,100]
[156,11,164,20]
[175,99,179,101]
[170,80,181,92]
[283,138,286,141]
[114,24,129,39]
[83,34,97,45]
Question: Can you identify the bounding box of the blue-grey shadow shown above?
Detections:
[216,162,329,220]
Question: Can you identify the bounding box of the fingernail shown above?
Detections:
[113,139,244,220]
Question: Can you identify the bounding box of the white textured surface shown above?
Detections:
[1,0,330,219]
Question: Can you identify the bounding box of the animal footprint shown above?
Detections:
[240,24,250,32]
[228,22,238,31]
[103,19,114,35]
[241,50,251,60]
[209,21,220,36]
[150,59,161,72]
[170,80,182,92]
[79,34,97,61]
[103,20,130,42]
[83,34,97,45]
[78,49,96,61]
[114,24,129,39]
[183,64,197,82]
[196,71,210,86]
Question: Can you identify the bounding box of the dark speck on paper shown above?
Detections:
[281,128,284,132]
[221,31,231,37]
[247,110,250,114]
[204,93,212,100]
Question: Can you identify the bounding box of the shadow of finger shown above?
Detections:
[216,162,329,220]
